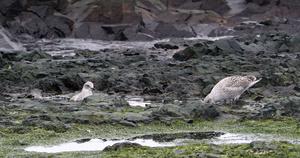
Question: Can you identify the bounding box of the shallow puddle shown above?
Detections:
[25,138,174,153]
[25,131,223,153]
[212,133,300,145]
[125,96,152,107]
[25,131,300,153]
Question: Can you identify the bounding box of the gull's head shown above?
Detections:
[83,81,94,91]
[203,94,213,104]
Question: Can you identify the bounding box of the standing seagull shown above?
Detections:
[70,81,94,101]
[203,76,261,104]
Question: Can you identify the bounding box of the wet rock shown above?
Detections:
[289,33,300,53]
[58,115,90,124]
[208,144,224,154]
[75,138,91,143]
[173,47,196,61]
[2,0,70,39]
[12,126,30,134]
[173,38,243,61]
[23,49,52,62]
[38,78,65,93]
[154,42,179,50]
[279,96,300,117]
[119,120,136,127]
[249,141,281,151]
[71,22,109,40]
[249,141,266,151]
[151,102,219,120]
[126,116,153,124]
[44,14,73,38]
[0,26,25,52]
[1,0,300,40]
[198,0,231,15]
[42,121,71,133]
[242,96,300,120]
[8,12,49,38]
[122,24,156,41]
[112,97,130,107]
[154,22,196,39]
[0,0,25,18]
[103,142,141,151]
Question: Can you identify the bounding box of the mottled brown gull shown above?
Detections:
[70,81,94,101]
[203,76,261,104]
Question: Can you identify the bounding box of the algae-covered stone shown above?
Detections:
[249,141,266,151]
[103,142,142,151]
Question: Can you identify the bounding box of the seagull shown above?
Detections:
[203,76,261,104]
[70,81,94,101]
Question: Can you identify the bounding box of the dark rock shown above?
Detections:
[71,22,109,40]
[30,6,54,19]
[23,49,52,62]
[119,120,136,127]
[242,96,300,120]
[0,0,24,18]
[75,138,91,143]
[103,142,141,151]
[126,116,153,124]
[254,96,264,101]
[173,47,196,61]
[142,87,163,94]
[44,15,74,38]
[113,97,130,107]
[122,24,155,41]
[58,115,90,124]
[154,42,179,50]
[199,0,231,14]
[12,126,30,134]
[151,102,219,120]
[38,78,65,93]
[279,96,300,116]
[246,0,271,6]
[7,12,49,38]
[42,121,70,133]
[289,33,300,53]
[154,22,195,39]
[180,102,220,119]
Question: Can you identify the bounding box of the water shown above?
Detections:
[22,36,234,57]
[125,96,151,107]
[211,133,300,145]
[25,138,174,153]
[25,131,223,153]
[24,131,300,153]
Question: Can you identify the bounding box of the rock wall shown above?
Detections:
[1,0,300,41]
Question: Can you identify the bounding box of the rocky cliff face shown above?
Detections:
[1,0,300,41]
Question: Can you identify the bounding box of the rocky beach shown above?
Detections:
[1,0,300,157]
